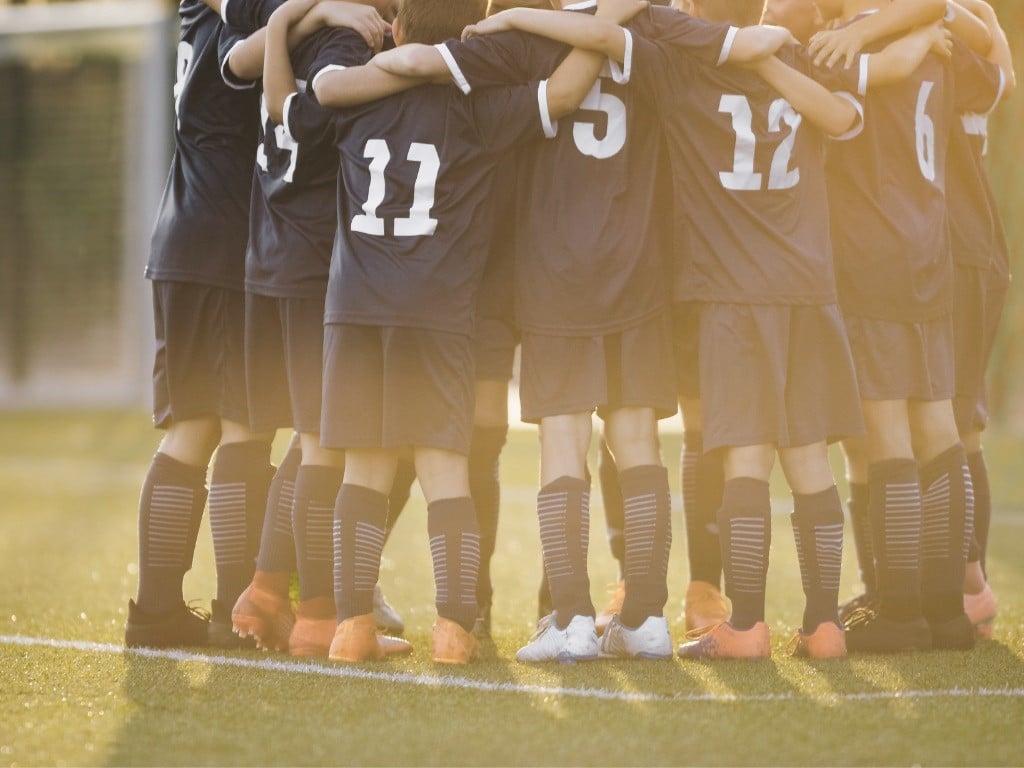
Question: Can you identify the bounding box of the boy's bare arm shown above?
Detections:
[866,23,952,89]
[264,0,320,123]
[808,0,947,68]
[729,26,800,63]
[371,45,452,83]
[227,1,390,81]
[313,62,424,107]
[956,0,1015,95]
[751,56,859,137]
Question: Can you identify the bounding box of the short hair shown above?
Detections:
[487,0,551,16]
[694,0,766,26]
[397,0,487,45]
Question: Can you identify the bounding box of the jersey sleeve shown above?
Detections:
[627,32,694,107]
[220,0,283,34]
[469,81,554,153]
[439,31,563,93]
[783,44,865,140]
[217,24,258,90]
[642,8,735,67]
[302,27,375,82]
[283,88,336,147]
[950,38,1005,114]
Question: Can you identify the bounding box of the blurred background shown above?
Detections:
[0,0,1021,427]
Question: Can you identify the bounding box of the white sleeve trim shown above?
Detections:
[221,39,256,90]
[858,54,870,98]
[538,80,558,139]
[829,91,865,142]
[282,92,297,142]
[435,43,472,94]
[944,2,956,23]
[608,28,633,85]
[220,0,231,24]
[312,64,347,95]
[717,26,738,67]
[985,67,1007,115]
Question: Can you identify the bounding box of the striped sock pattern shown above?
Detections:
[620,465,672,627]
[427,497,480,632]
[920,473,951,562]
[792,485,845,632]
[718,477,771,630]
[305,501,334,563]
[136,452,207,613]
[967,451,990,570]
[792,522,843,592]
[960,462,975,562]
[868,459,922,620]
[291,464,343,601]
[537,477,594,624]
[883,482,921,573]
[333,484,388,621]
[920,444,973,621]
[209,482,248,566]
[148,485,196,568]
[256,442,301,574]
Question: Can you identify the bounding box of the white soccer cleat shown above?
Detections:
[516,614,599,663]
[599,615,673,660]
[373,583,405,636]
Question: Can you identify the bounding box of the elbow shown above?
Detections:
[1002,68,1016,99]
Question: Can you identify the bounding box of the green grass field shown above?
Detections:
[2,411,1023,767]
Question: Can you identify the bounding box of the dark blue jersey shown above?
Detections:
[146,0,259,290]
[440,4,730,335]
[286,80,551,335]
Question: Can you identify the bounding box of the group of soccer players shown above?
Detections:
[124,0,1015,665]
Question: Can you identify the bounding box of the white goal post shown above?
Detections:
[0,0,172,409]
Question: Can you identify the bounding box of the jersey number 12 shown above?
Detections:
[719,95,802,191]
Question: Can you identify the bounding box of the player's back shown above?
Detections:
[285,80,547,335]
[629,35,854,307]
[147,0,259,289]
[825,33,955,322]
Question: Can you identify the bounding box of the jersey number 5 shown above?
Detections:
[573,69,627,160]
[719,95,802,191]
[351,139,441,237]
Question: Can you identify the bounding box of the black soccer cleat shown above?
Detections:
[844,608,932,654]
[472,601,492,641]
[124,599,210,649]
[927,612,976,651]
[207,599,256,649]
[838,591,879,624]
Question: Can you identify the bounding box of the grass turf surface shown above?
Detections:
[1,411,1023,766]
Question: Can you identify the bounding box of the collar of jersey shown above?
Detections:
[564,0,597,10]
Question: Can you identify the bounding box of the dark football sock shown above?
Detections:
[254,441,301,574]
[718,477,771,631]
[427,497,480,632]
[137,452,208,613]
[469,424,507,609]
[333,484,388,622]
[868,458,922,622]
[847,482,875,595]
[386,457,417,540]
[683,431,724,587]
[920,444,973,623]
[792,486,844,633]
[538,475,594,627]
[209,441,273,608]
[967,451,990,575]
[292,464,344,601]
[619,465,672,627]
[598,440,626,579]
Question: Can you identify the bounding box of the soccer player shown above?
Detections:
[948,0,1015,638]
[263,0,647,663]
[204,0,414,657]
[125,0,271,649]
[374,1,795,662]
[814,0,1006,653]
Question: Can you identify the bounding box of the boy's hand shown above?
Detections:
[462,8,518,41]
[595,0,649,24]
[312,1,391,52]
[808,23,868,69]
[927,22,954,58]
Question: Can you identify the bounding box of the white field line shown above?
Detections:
[3,634,1024,704]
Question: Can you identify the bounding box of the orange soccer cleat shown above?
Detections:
[683,581,732,632]
[288,596,337,658]
[677,621,771,660]
[231,572,295,652]
[596,580,626,637]
[432,617,480,664]
[788,621,847,660]
[328,613,412,662]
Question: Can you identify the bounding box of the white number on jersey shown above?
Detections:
[350,139,441,237]
[915,81,937,182]
[719,95,803,192]
[256,81,304,184]
[960,112,989,156]
[173,41,194,130]
[572,64,627,160]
